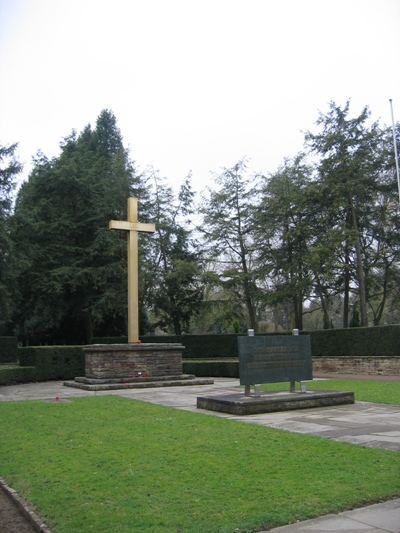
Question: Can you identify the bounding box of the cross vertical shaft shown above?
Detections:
[128,198,139,343]
[109,198,155,343]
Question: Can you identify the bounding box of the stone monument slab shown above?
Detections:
[238,335,313,386]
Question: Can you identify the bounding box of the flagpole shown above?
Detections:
[389,99,400,203]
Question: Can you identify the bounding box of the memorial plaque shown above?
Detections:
[238,335,312,386]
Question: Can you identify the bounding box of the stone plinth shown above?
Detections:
[197,389,355,415]
[64,375,214,391]
[84,343,184,379]
[64,343,214,390]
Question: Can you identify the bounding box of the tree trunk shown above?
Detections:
[314,273,331,329]
[84,315,94,344]
[243,278,257,332]
[239,233,257,332]
[292,292,303,330]
[343,241,350,328]
[372,262,389,326]
[350,201,368,326]
[173,316,182,336]
[298,292,303,330]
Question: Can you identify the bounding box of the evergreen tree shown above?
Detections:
[359,123,400,325]
[143,169,204,335]
[305,101,382,327]
[255,154,316,330]
[200,159,261,331]
[11,110,147,344]
[0,143,22,332]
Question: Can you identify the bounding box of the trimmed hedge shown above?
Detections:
[0,337,18,364]
[0,366,37,386]
[147,335,240,359]
[92,326,400,359]
[309,325,400,357]
[183,360,239,378]
[8,325,397,384]
[18,346,85,380]
[91,335,245,359]
[91,337,129,344]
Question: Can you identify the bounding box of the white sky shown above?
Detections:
[0,0,399,194]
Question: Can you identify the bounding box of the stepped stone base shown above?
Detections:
[64,342,213,391]
[197,389,354,415]
[64,374,213,391]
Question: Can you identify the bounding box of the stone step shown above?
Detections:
[64,377,214,391]
[197,389,355,415]
[74,374,198,385]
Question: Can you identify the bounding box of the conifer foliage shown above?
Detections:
[0,143,22,331]
[142,169,204,335]
[11,111,145,343]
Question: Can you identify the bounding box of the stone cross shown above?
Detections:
[109,198,155,343]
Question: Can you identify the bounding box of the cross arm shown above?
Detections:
[109,220,156,233]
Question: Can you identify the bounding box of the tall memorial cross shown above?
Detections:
[109,198,155,343]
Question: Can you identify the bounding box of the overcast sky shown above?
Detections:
[0,0,399,194]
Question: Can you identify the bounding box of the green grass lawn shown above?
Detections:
[1,395,399,533]
[260,379,400,405]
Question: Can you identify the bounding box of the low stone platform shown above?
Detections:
[64,342,214,391]
[84,343,186,379]
[64,374,214,391]
[197,389,354,415]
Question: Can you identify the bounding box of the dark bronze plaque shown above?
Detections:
[238,335,312,385]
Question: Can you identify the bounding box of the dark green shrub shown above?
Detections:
[308,325,400,357]
[0,337,18,364]
[0,366,37,385]
[18,346,85,380]
[90,337,128,344]
[183,360,239,378]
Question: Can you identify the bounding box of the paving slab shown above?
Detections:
[265,498,400,533]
